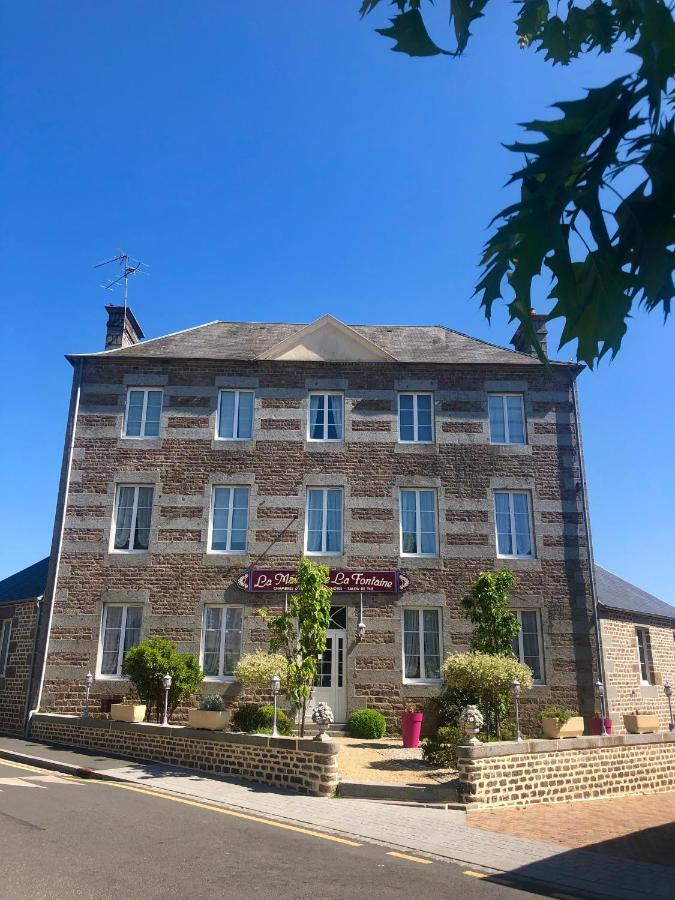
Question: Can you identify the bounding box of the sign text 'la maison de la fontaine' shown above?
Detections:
[237,569,410,594]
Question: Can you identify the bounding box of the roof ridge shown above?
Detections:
[69,320,221,358]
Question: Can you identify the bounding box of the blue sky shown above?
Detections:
[1,3,672,599]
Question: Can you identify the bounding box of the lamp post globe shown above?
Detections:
[271,674,281,737]
[83,670,94,719]
[511,678,522,743]
[162,673,172,726]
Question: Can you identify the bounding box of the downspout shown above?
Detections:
[570,371,607,721]
[21,594,43,732]
[25,359,83,734]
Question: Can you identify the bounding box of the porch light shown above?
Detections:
[664,681,674,732]
[271,674,281,738]
[511,678,522,743]
[162,672,172,727]
[357,591,366,641]
[82,670,94,719]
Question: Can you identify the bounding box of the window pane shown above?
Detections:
[400,491,417,554]
[327,395,342,440]
[512,493,532,556]
[403,609,420,679]
[123,607,142,657]
[488,395,506,443]
[133,487,153,550]
[399,395,415,441]
[237,392,254,439]
[417,395,432,441]
[125,391,145,437]
[222,608,243,675]
[419,491,436,554]
[423,610,440,680]
[144,391,162,437]
[101,606,123,674]
[309,395,325,440]
[520,611,541,680]
[0,623,11,674]
[306,489,324,552]
[212,487,231,551]
[325,490,342,553]
[203,607,222,676]
[506,395,525,443]
[218,391,235,439]
[229,488,249,551]
[494,492,513,555]
[114,486,136,550]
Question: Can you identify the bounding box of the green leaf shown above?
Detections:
[450,0,490,54]
[539,16,571,64]
[375,9,452,56]
[628,0,675,123]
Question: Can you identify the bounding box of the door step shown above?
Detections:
[302,723,348,737]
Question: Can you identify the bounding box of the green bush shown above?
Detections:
[421,725,464,769]
[122,636,203,723]
[230,703,293,736]
[347,708,386,739]
[200,694,225,712]
[235,652,289,688]
[540,706,576,724]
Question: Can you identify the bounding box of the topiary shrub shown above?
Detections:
[230,703,292,736]
[347,708,386,739]
[122,636,203,723]
[421,725,464,769]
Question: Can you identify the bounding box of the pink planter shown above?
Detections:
[590,717,612,735]
[401,711,424,748]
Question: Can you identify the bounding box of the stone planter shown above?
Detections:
[188,709,228,731]
[541,716,584,739]
[623,713,659,734]
[110,703,146,723]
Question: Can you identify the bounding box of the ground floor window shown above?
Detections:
[99,604,142,676]
[0,619,11,676]
[512,610,544,683]
[636,627,655,685]
[402,608,441,682]
[202,606,243,679]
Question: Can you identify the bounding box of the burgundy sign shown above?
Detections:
[237,569,410,594]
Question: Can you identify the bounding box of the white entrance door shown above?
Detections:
[308,628,346,724]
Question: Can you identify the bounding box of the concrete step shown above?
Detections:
[337,779,461,806]
[301,723,348,737]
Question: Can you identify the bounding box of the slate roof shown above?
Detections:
[0,557,49,605]
[68,319,571,367]
[595,565,675,622]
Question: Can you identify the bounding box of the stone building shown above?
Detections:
[597,566,675,733]
[20,308,604,731]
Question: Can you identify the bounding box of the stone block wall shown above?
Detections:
[0,599,39,734]
[457,732,675,808]
[30,713,339,796]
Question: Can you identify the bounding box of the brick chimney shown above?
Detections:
[104,305,144,351]
[510,309,548,358]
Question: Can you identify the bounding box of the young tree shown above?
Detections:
[260,557,332,736]
[123,636,203,723]
[460,569,521,657]
[359,1,674,368]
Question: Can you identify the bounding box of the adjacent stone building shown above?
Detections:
[18,307,602,732]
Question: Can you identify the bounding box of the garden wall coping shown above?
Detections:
[457,730,675,760]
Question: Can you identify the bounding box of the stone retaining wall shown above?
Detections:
[457,732,675,808]
[30,713,338,796]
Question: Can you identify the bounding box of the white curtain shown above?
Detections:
[494,492,512,555]
[134,487,153,550]
[423,610,440,679]
[101,606,123,674]
[222,608,243,675]
[230,488,249,551]
[309,395,324,439]
[520,611,541,680]
[326,490,342,552]
[306,489,323,551]
[419,491,436,554]
[327,395,342,440]
[114,486,135,550]
[403,610,420,679]
[203,607,222,676]
[401,490,417,553]
[513,493,532,555]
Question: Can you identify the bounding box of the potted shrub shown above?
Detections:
[540,706,584,739]
[401,703,424,748]
[188,695,228,731]
[590,713,613,735]
[110,697,147,723]
[623,708,659,734]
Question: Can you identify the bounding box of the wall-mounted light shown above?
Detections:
[357,591,366,641]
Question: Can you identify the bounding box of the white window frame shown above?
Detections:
[488,393,526,445]
[512,610,545,685]
[399,488,438,558]
[304,487,343,555]
[200,604,244,681]
[208,486,250,554]
[397,392,434,444]
[110,484,154,554]
[123,388,163,439]
[0,620,12,677]
[307,392,344,442]
[401,607,443,684]
[494,490,535,559]
[636,627,654,685]
[216,389,255,441]
[97,603,143,679]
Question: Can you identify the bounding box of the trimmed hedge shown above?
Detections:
[231,703,293,736]
[347,708,386,739]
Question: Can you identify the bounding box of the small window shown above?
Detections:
[202,606,243,679]
[0,620,12,677]
[306,488,343,554]
[400,489,438,556]
[636,628,655,685]
[217,390,254,440]
[308,393,343,441]
[398,393,434,443]
[112,485,154,552]
[488,394,526,444]
[512,610,544,684]
[124,389,163,438]
[402,608,442,682]
[494,491,534,558]
[99,604,142,676]
[210,487,250,553]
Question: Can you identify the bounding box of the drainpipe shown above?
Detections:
[25,359,83,734]
[21,594,43,733]
[570,372,607,720]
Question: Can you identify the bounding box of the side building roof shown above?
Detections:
[0,557,49,605]
[595,565,675,622]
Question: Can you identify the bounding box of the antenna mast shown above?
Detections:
[94,251,148,334]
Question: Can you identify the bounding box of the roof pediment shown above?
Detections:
[257,314,396,362]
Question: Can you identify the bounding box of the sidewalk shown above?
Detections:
[1,734,673,900]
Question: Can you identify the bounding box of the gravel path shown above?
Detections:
[335,735,456,785]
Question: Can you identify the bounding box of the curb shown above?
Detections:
[0,747,126,784]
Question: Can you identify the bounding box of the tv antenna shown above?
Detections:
[95,251,148,314]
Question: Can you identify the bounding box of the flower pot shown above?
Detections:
[188,709,228,731]
[590,716,612,736]
[541,716,584,739]
[110,703,146,723]
[623,713,659,734]
[401,711,424,748]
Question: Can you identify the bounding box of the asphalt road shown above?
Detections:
[0,758,544,900]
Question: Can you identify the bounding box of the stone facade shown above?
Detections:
[0,599,39,734]
[601,610,675,733]
[457,732,675,808]
[37,316,600,732]
[31,713,338,795]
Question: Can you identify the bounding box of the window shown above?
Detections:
[306,488,343,554]
[112,485,153,552]
[308,393,343,441]
[400,489,437,556]
[636,628,655,684]
[402,608,441,682]
[210,487,249,553]
[494,491,534,558]
[512,610,544,684]
[123,388,163,438]
[0,620,11,677]
[217,390,254,440]
[99,604,142,676]
[202,606,243,679]
[398,393,433,443]
[488,394,526,444]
